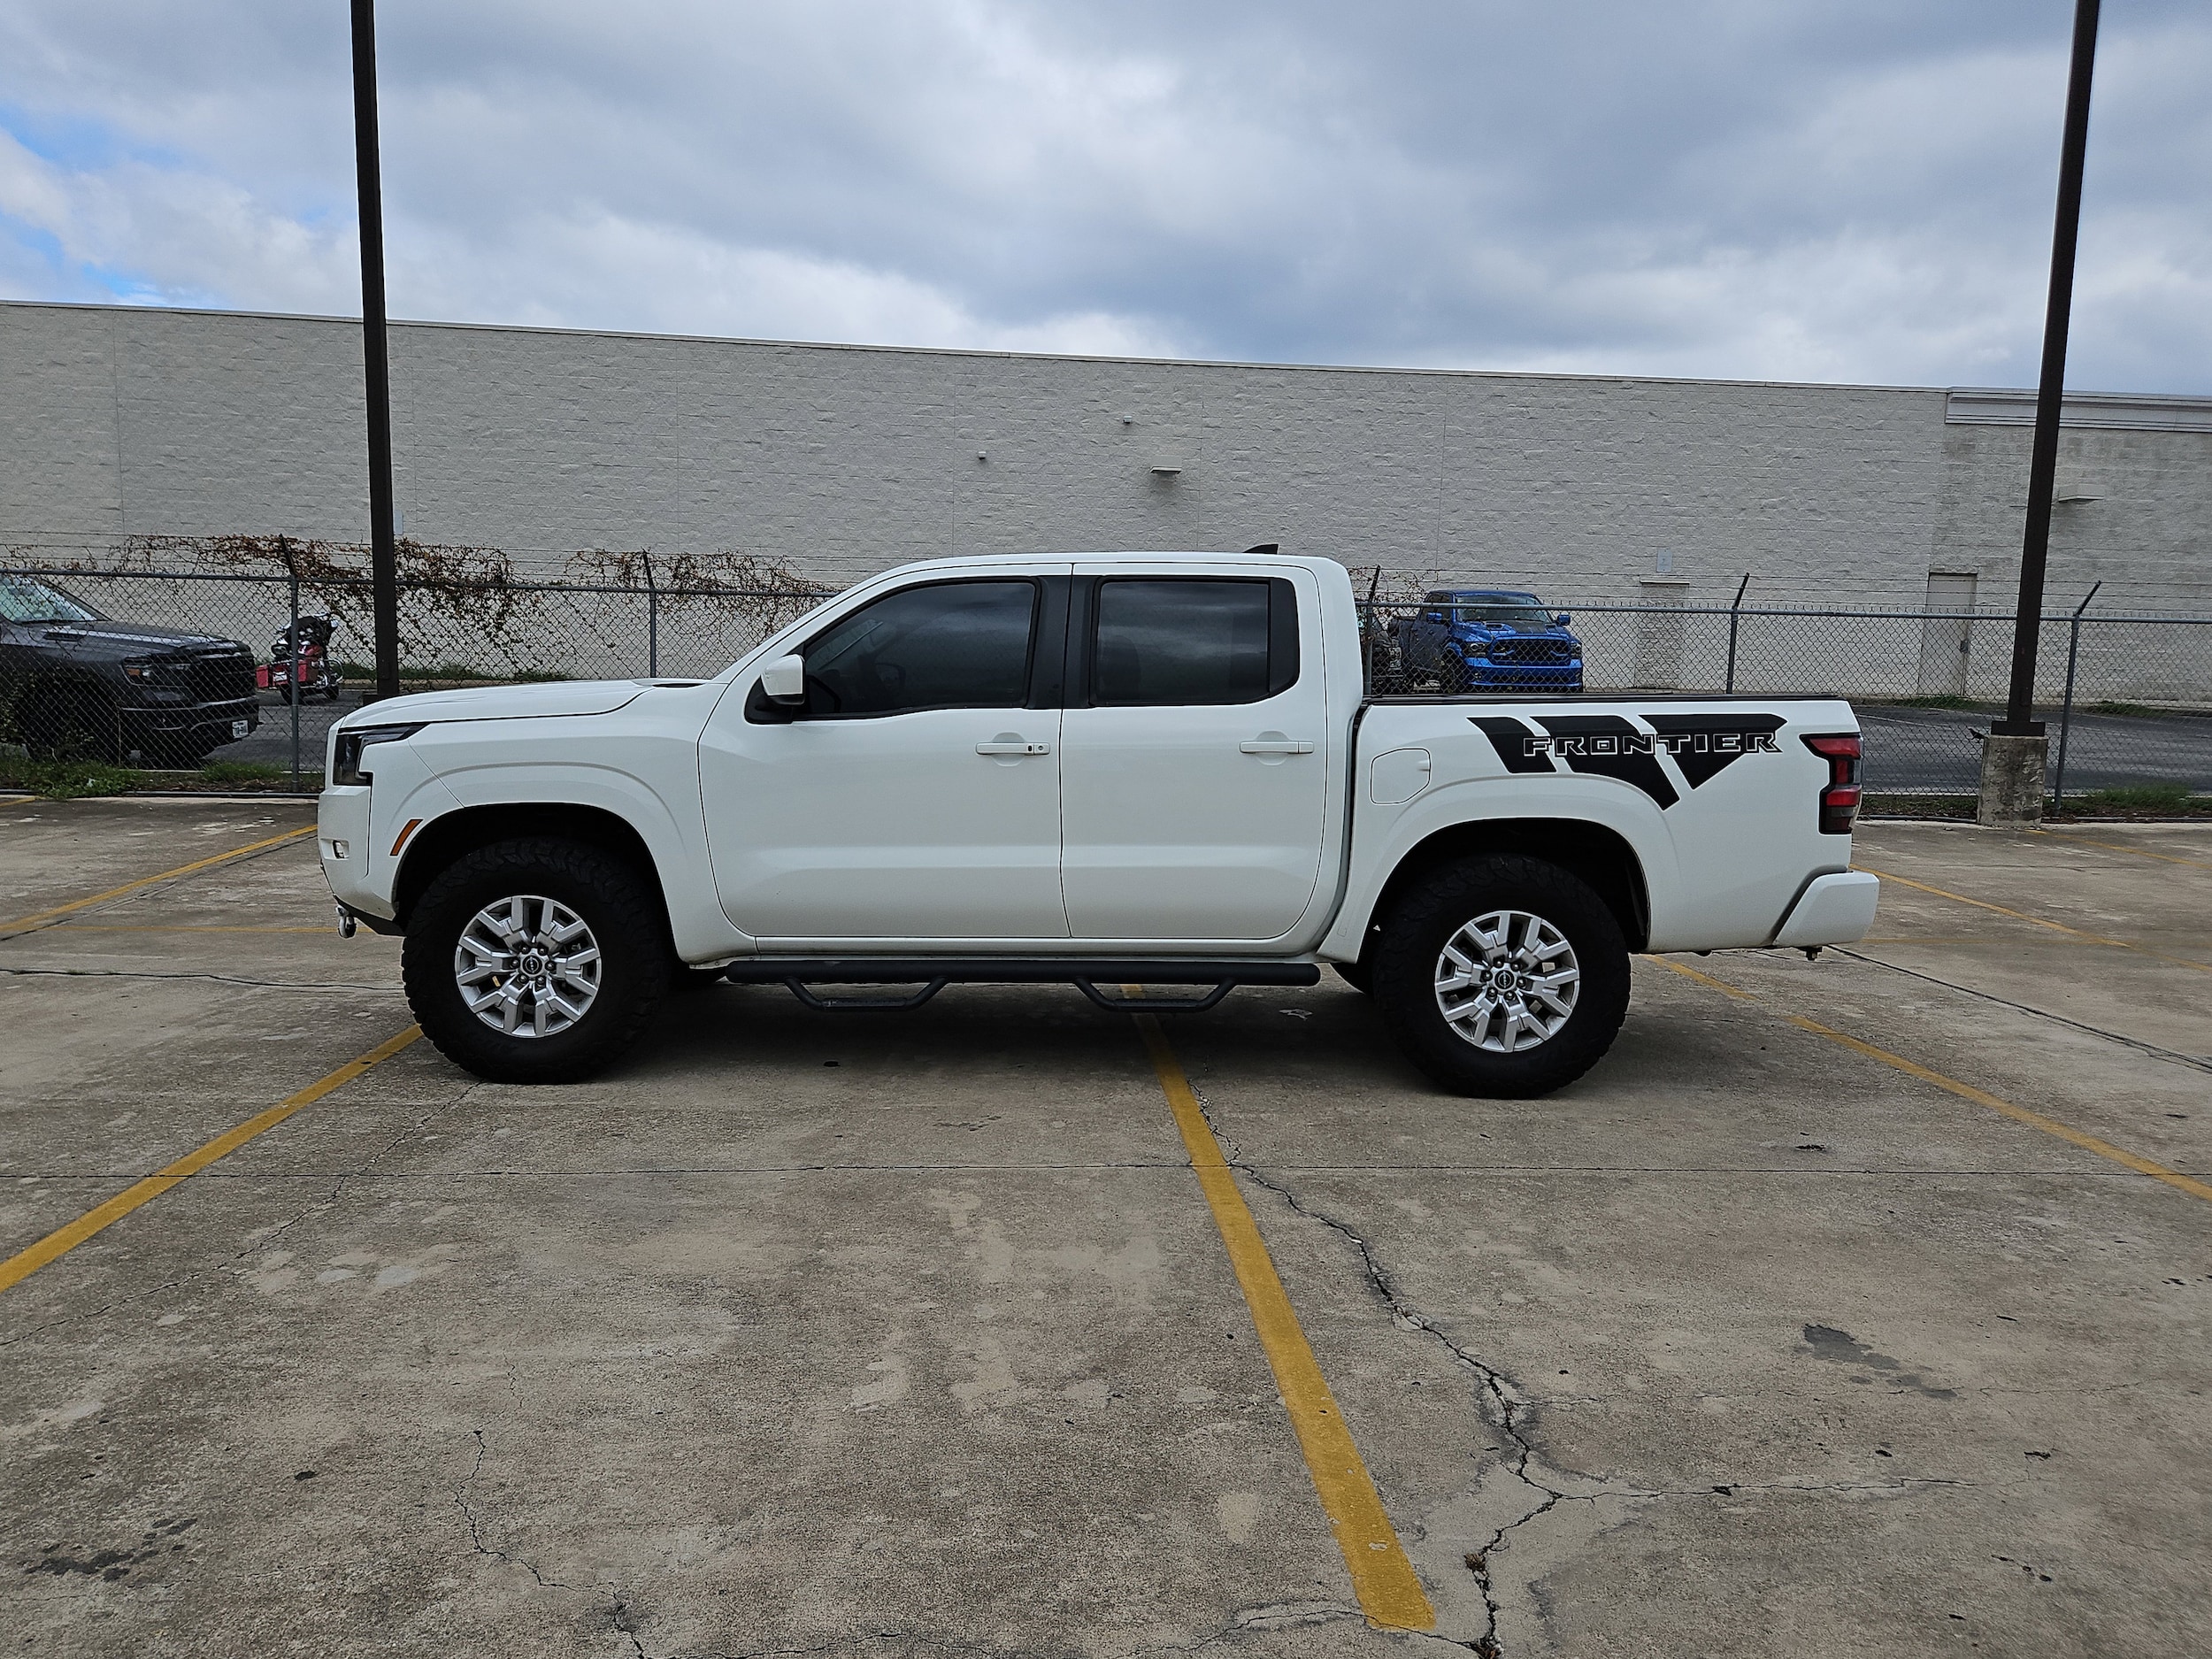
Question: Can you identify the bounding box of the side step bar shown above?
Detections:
[715,957,1322,1014]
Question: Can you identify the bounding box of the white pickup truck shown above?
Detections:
[318,549,1877,1095]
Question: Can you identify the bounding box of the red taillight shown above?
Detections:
[1802,733,1862,834]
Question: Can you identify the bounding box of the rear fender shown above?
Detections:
[1323,777,1673,961]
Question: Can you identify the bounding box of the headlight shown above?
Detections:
[121,657,170,681]
[332,723,426,787]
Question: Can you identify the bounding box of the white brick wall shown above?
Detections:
[4,299,2206,615]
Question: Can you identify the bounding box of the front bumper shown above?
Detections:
[318,785,395,921]
[1459,660,1584,688]
[119,696,260,749]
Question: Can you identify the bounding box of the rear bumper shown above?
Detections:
[1772,870,1880,948]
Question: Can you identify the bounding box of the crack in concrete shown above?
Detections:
[452,1429,575,1592]
[1171,1075,1554,1655]
[1173,1076,1989,1657]
[608,1589,650,1658]
[1113,1599,1363,1658]
[452,1429,660,1658]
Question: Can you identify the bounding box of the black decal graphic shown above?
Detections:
[1642,713,1788,788]
[1533,715,1679,809]
[1471,716,1555,774]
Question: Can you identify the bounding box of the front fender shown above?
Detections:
[392,710,749,962]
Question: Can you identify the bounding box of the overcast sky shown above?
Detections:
[2,1,2207,392]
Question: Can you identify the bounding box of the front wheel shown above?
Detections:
[402,837,672,1083]
[1370,854,1629,1097]
[20,684,119,763]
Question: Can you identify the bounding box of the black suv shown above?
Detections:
[1,574,259,765]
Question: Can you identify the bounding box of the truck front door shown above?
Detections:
[700,572,1070,944]
[1058,567,1329,942]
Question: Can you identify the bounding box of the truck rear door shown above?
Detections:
[1058,565,1328,941]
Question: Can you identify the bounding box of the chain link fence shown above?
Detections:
[1359,594,2210,804]
[0,565,833,789]
[4,563,2206,806]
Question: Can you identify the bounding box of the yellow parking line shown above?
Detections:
[0,1025,422,1296]
[1134,1013,1435,1632]
[1854,864,2211,975]
[2032,829,2212,872]
[1853,864,2130,944]
[0,825,316,936]
[1645,956,2212,1207]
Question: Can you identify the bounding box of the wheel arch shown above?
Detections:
[11,671,122,754]
[1352,818,1651,965]
[392,803,670,938]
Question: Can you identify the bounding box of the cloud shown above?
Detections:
[0,0,2206,391]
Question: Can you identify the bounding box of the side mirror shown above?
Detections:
[1555,612,1571,626]
[761,653,806,703]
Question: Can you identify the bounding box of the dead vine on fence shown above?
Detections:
[35,534,837,679]
[91,534,532,668]
[564,548,837,634]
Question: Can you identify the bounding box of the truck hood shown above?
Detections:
[336,679,650,726]
[1452,621,1576,641]
[37,621,241,657]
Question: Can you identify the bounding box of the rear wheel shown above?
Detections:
[403,837,672,1083]
[1370,854,1628,1097]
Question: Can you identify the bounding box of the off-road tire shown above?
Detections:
[1333,960,1372,995]
[1371,854,1629,1098]
[403,837,672,1083]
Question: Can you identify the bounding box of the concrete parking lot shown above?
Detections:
[3,799,2208,1658]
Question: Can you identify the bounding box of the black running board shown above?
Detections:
[716,956,1321,1014]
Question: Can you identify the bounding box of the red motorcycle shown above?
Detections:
[257,614,345,703]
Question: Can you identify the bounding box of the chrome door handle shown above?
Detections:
[1240,739,1315,755]
[976,741,1052,756]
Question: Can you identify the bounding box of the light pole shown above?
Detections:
[1980,0,2100,826]
[351,0,400,700]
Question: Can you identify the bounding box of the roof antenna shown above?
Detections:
[1240,542,1279,557]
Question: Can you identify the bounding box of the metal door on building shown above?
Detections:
[1917,572,1978,696]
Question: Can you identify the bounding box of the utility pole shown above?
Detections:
[351,0,401,699]
[1981,0,2099,826]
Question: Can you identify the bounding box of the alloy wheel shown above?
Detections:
[454,894,603,1038]
[1432,909,1581,1052]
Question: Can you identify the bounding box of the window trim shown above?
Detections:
[746,575,1046,724]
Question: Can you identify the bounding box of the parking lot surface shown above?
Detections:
[3,799,2208,1658]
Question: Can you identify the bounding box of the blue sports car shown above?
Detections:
[1388,588,1585,692]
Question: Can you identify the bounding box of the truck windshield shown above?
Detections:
[1451,601,1553,625]
[0,576,103,624]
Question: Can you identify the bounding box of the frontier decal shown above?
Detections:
[1470,713,1789,810]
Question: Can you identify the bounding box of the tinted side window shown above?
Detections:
[1092,579,1297,706]
[802,580,1037,717]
